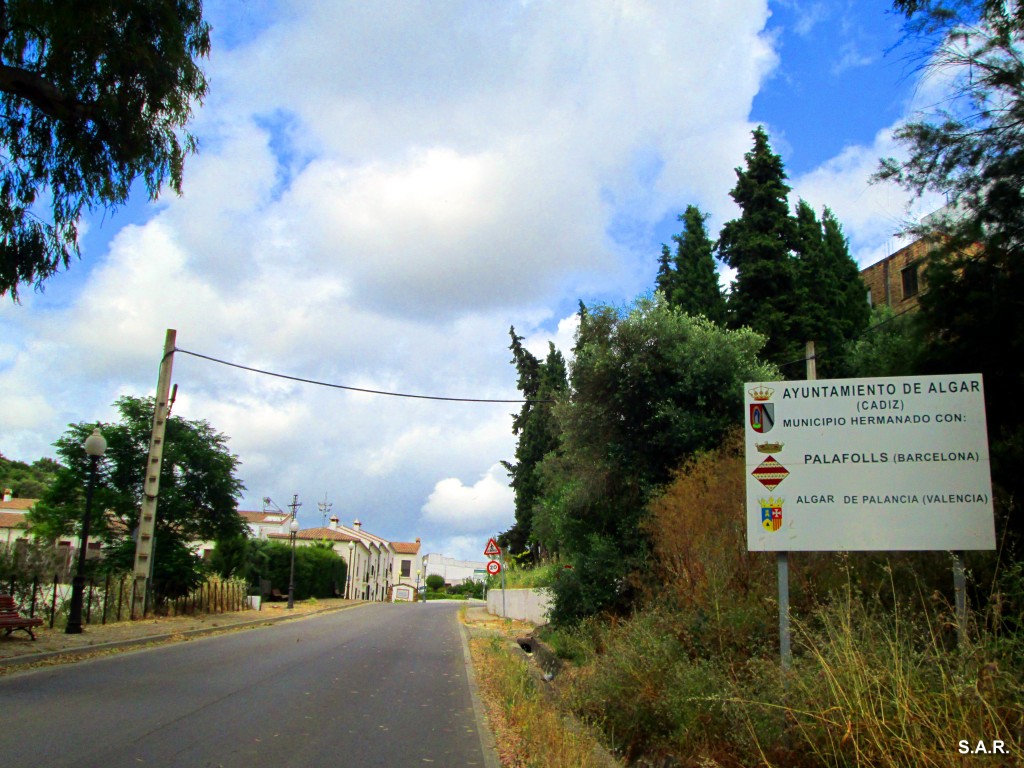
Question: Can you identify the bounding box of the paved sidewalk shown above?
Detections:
[0,597,362,670]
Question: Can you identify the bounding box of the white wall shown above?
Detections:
[486,588,552,625]
[423,553,487,585]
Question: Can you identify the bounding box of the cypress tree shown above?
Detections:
[670,205,726,323]
[500,328,566,557]
[718,127,801,367]
[821,207,870,354]
[791,201,870,376]
[655,244,677,302]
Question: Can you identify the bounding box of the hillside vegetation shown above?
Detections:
[534,434,1023,766]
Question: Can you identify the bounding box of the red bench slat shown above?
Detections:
[0,594,43,639]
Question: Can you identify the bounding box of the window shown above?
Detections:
[901,263,919,299]
[401,559,411,577]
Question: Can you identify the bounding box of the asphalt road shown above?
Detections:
[0,601,496,768]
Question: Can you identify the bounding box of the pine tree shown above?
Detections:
[881,0,1024,543]
[718,127,801,367]
[0,1,211,299]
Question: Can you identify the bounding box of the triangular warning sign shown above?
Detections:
[484,538,501,557]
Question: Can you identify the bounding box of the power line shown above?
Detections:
[174,347,553,404]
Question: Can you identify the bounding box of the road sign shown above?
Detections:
[744,374,995,552]
[484,538,501,557]
[486,560,501,575]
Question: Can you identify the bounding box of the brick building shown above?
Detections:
[859,236,933,313]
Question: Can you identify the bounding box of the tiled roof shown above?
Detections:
[337,526,387,548]
[0,511,29,529]
[391,541,421,555]
[0,498,37,511]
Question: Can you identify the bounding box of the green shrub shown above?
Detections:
[425,573,445,591]
[539,616,603,664]
[537,431,1024,766]
[565,605,753,764]
[496,560,563,590]
[548,535,631,626]
[252,541,346,599]
[448,579,485,599]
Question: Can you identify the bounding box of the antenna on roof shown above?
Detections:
[262,497,286,514]
[318,493,333,527]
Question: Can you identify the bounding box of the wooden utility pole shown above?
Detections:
[131,329,177,618]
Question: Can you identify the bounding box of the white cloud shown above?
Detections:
[0,1,958,560]
[792,126,944,267]
[421,463,514,533]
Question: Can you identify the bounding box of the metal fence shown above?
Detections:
[3,573,251,629]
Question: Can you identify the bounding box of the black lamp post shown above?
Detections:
[66,428,106,634]
[287,517,299,609]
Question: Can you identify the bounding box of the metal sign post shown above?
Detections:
[484,538,504,617]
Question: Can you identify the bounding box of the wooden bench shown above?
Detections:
[269,588,284,602]
[0,594,44,640]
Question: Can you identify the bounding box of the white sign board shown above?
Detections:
[745,374,995,552]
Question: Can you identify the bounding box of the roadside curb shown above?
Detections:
[0,601,368,669]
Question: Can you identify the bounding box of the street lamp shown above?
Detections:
[287,517,299,609]
[66,428,106,634]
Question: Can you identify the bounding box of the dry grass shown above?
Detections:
[469,631,618,768]
[548,431,1024,767]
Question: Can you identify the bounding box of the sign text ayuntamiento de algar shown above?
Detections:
[781,378,980,400]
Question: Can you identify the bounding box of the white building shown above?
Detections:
[422,553,488,586]
[390,538,422,602]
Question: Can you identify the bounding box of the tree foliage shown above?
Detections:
[880,0,1024,541]
[507,130,871,624]
[792,202,871,376]
[29,395,246,597]
[212,538,346,600]
[426,573,445,591]
[0,452,60,498]
[718,126,801,366]
[0,0,210,299]
[540,297,777,624]
[500,327,567,557]
[656,205,726,323]
[845,305,924,378]
[717,129,868,373]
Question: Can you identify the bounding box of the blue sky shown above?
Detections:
[754,1,913,174]
[0,1,945,561]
